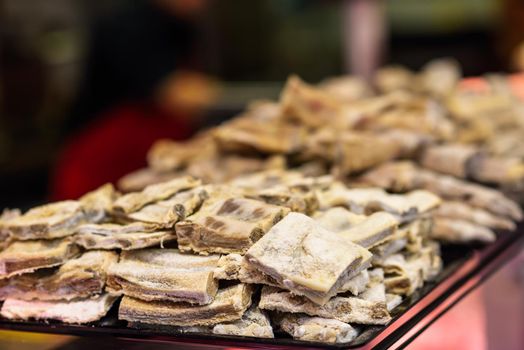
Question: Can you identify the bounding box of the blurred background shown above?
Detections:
[3,0,524,208]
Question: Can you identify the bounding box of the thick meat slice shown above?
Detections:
[212,305,274,338]
[1,293,117,324]
[0,239,79,279]
[107,249,220,305]
[0,201,87,240]
[434,201,515,231]
[245,213,372,305]
[259,286,391,325]
[432,217,496,243]
[360,161,522,220]
[176,197,288,255]
[0,250,117,301]
[121,187,207,228]
[119,283,254,327]
[75,223,177,250]
[278,314,359,344]
[112,176,201,214]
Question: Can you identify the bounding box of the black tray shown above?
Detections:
[0,227,522,350]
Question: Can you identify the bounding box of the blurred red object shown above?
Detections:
[50,103,192,200]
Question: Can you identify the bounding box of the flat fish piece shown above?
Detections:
[259,286,391,325]
[176,197,288,255]
[278,314,359,344]
[0,293,118,324]
[106,249,220,305]
[75,223,177,251]
[245,212,372,305]
[112,176,201,215]
[0,239,80,279]
[0,250,117,301]
[118,283,254,327]
[212,305,274,338]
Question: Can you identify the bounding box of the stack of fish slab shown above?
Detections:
[109,249,264,334]
[112,178,297,337]
[76,176,203,251]
[0,169,520,345]
[208,171,441,343]
[0,185,119,323]
[361,161,523,243]
[0,176,203,324]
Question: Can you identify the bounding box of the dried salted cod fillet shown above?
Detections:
[374,246,442,296]
[0,250,118,301]
[176,197,288,255]
[117,168,181,193]
[434,201,515,230]
[0,201,87,240]
[0,239,79,279]
[214,117,305,154]
[245,213,372,305]
[79,183,119,222]
[280,75,356,129]
[314,208,399,248]
[386,294,403,311]
[213,254,369,296]
[420,143,480,178]
[119,283,254,327]
[112,176,201,214]
[75,222,177,250]
[147,133,217,172]
[106,249,220,305]
[1,293,117,323]
[0,209,20,249]
[278,314,359,344]
[317,185,440,220]
[259,286,391,325]
[123,187,208,228]
[431,217,496,243]
[313,207,367,232]
[360,161,522,220]
[212,305,274,338]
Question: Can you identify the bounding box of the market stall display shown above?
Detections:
[0,59,523,346]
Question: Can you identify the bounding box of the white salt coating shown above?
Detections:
[1,294,117,323]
